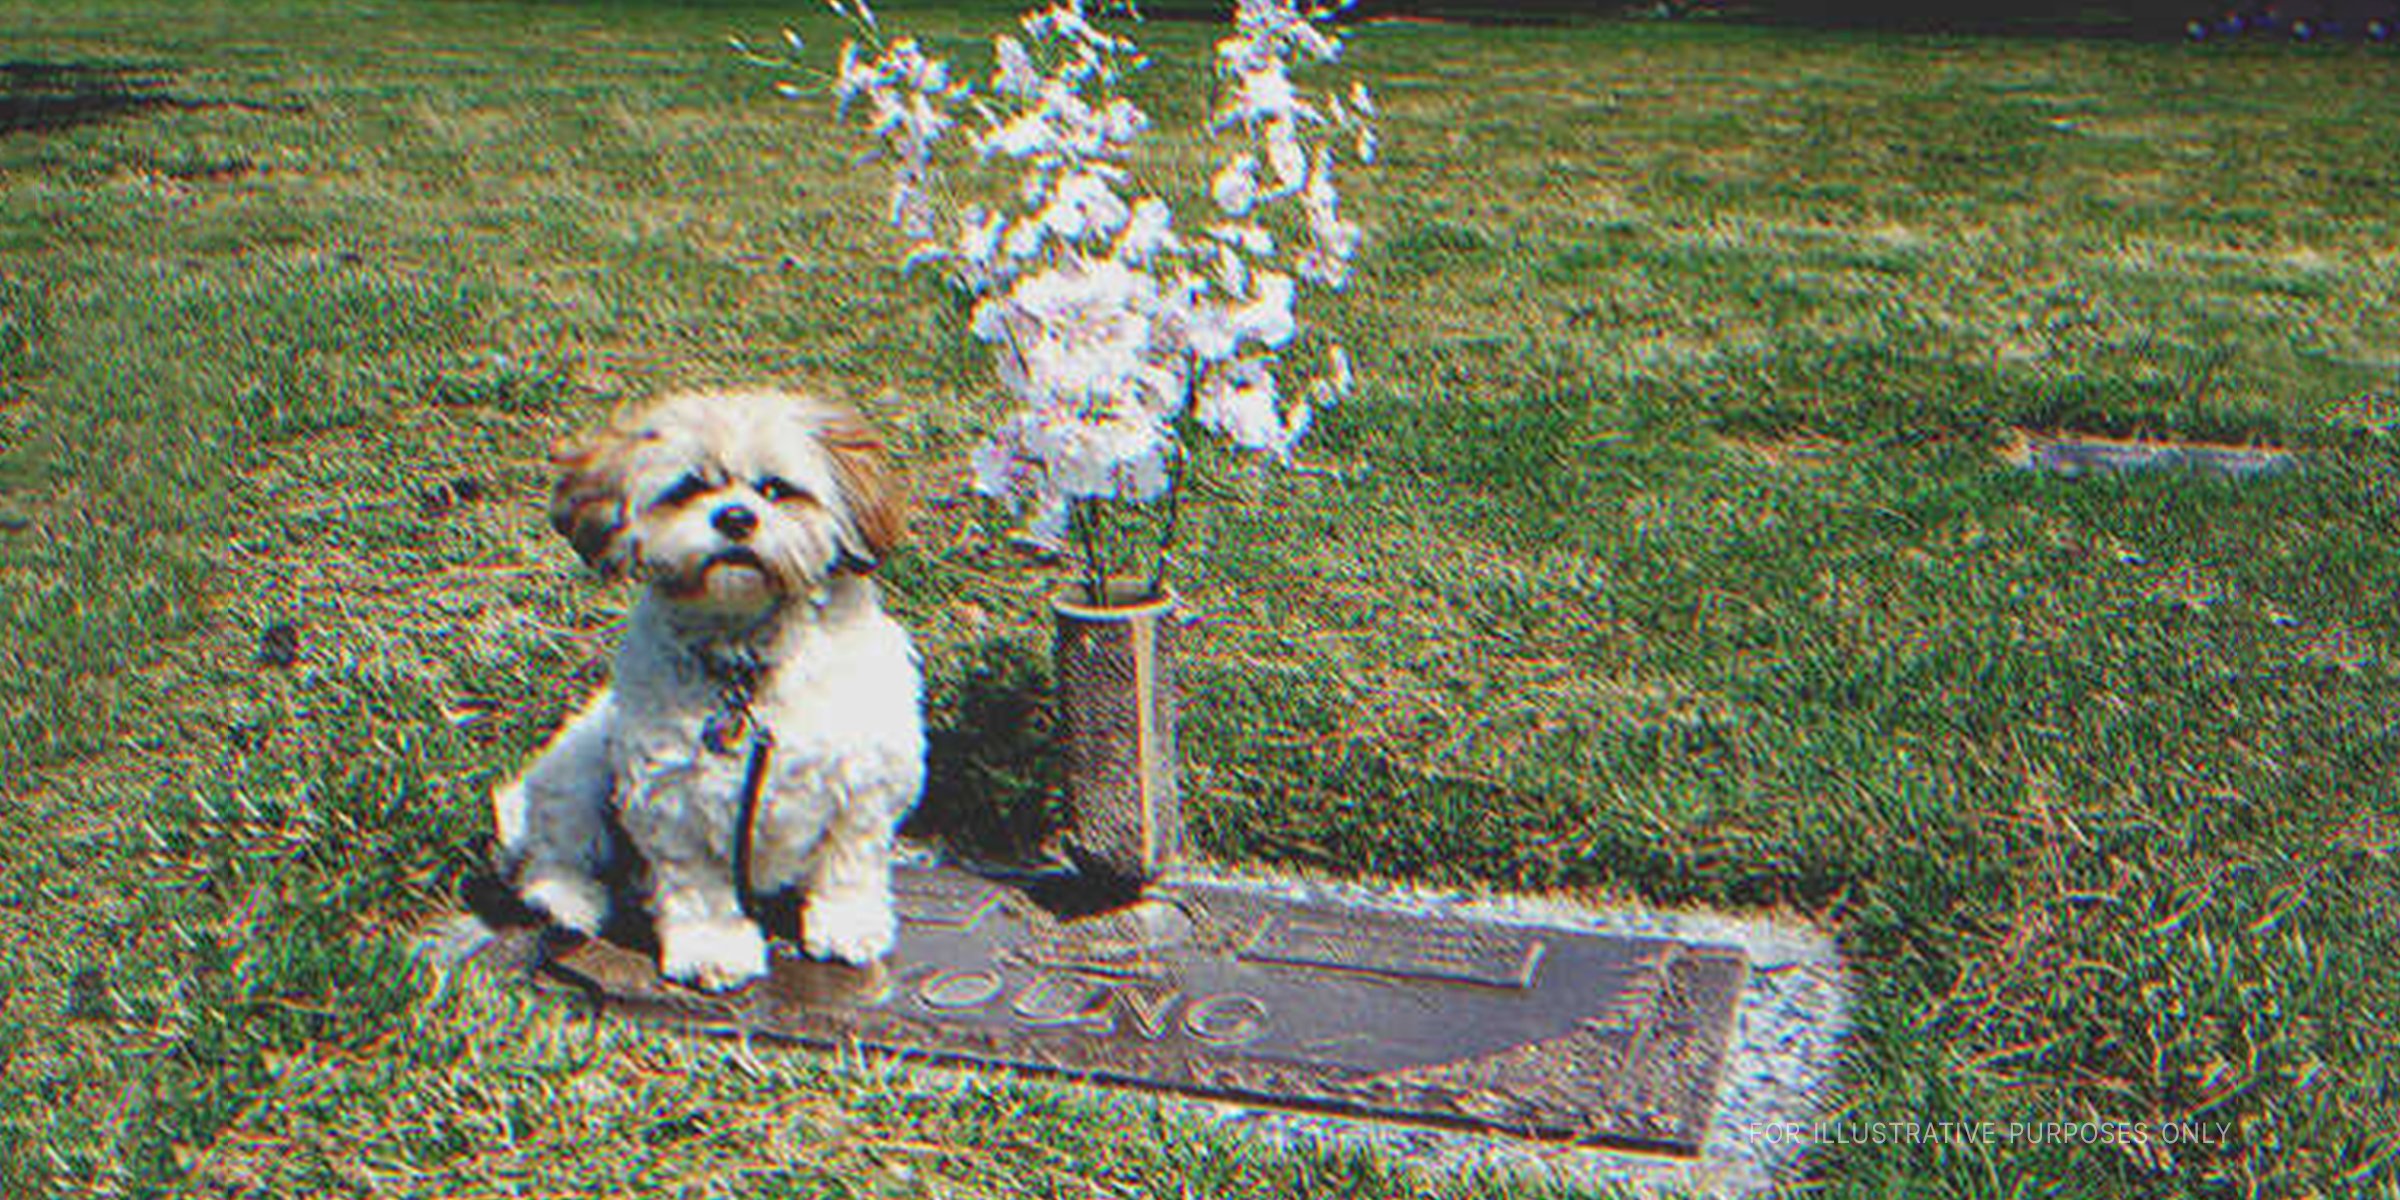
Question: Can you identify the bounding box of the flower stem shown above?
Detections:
[1073,498,1107,605]
[1148,444,1184,601]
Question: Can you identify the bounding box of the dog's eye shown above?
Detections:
[655,472,713,509]
[757,476,807,503]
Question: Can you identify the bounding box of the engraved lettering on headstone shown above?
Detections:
[1588,944,1683,1036]
[1182,992,1270,1046]
[1240,910,1545,989]
[852,962,938,1010]
[893,874,1004,931]
[1011,972,1112,1029]
[917,967,1006,1011]
[1300,1032,1381,1054]
[1109,983,1182,1041]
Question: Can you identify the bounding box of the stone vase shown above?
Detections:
[1051,579,1181,885]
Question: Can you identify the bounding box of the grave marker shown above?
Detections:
[522,866,1751,1155]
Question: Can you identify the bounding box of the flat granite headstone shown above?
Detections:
[522,865,1749,1156]
[2003,430,2298,480]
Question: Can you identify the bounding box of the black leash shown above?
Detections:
[729,731,775,923]
[698,643,776,923]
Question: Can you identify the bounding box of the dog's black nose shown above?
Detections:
[712,504,758,541]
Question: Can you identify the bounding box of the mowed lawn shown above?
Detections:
[3,0,2397,1195]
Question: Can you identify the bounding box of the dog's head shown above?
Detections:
[549,390,907,615]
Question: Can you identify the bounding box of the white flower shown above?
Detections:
[1296,147,1360,286]
[980,395,1174,523]
[1264,119,1307,189]
[835,41,871,112]
[1297,248,1354,288]
[1028,490,1073,545]
[954,204,1007,284]
[1196,358,1308,455]
[1041,409,1172,500]
[1210,153,1259,216]
[1115,197,1179,262]
[1048,85,1116,158]
[1003,216,1048,262]
[1100,97,1149,148]
[1332,82,1379,163]
[970,294,1013,343]
[1024,1,1132,54]
[1222,0,1341,74]
[1208,242,1249,300]
[1229,64,1301,125]
[1040,170,1132,243]
[1207,223,1275,255]
[1182,299,1236,363]
[979,107,1053,159]
[820,0,1372,536]
[908,91,951,145]
[974,77,1136,166]
[885,39,944,94]
[1229,270,1297,348]
[912,56,949,95]
[993,35,1040,97]
[971,424,1035,496]
[865,89,904,138]
[977,259,1162,408]
[1307,342,1354,406]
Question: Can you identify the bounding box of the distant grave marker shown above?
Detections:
[2003,429,2298,481]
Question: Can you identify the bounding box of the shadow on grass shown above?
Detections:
[0,62,174,134]
[0,60,305,136]
[906,636,1067,866]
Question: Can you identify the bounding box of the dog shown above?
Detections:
[492,389,924,991]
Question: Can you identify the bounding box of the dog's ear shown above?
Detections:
[820,403,908,573]
[549,429,645,577]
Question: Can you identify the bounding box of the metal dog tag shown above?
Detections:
[700,709,749,756]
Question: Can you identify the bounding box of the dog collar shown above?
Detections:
[685,596,789,755]
[695,642,770,755]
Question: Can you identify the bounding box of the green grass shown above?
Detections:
[3,1,2398,1196]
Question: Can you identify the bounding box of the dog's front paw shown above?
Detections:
[802,891,897,965]
[520,872,609,937]
[658,917,769,992]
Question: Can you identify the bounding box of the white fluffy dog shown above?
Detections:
[493,390,924,991]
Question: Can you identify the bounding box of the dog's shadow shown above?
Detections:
[905,635,1067,866]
